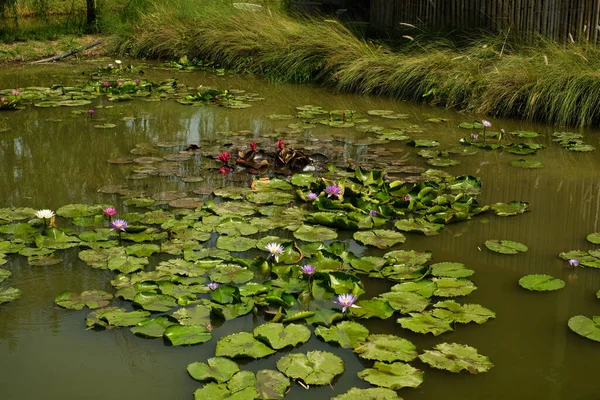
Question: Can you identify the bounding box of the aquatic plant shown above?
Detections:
[568,259,580,267]
[301,264,316,275]
[35,209,54,228]
[334,294,360,313]
[264,242,284,263]
[217,152,230,164]
[325,184,342,199]
[102,207,116,220]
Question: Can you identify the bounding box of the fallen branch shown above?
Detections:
[31,38,104,64]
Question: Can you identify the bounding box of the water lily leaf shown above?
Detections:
[568,315,600,342]
[314,321,369,348]
[433,277,477,297]
[511,130,540,138]
[276,350,344,385]
[282,310,316,323]
[358,361,423,389]
[253,323,311,349]
[213,202,257,216]
[216,219,259,236]
[133,292,177,312]
[384,249,431,265]
[209,264,254,284]
[518,274,565,291]
[164,324,212,346]
[108,255,149,274]
[305,308,344,326]
[216,332,276,359]
[293,225,338,242]
[126,243,161,257]
[587,233,600,244]
[354,334,417,362]
[379,291,430,313]
[213,187,248,200]
[227,370,256,395]
[55,290,113,310]
[29,255,63,266]
[379,264,427,282]
[0,222,38,238]
[100,308,151,327]
[485,240,528,254]
[0,268,10,283]
[426,158,460,167]
[211,285,241,304]
[255,370,289,400]
[408,139,439,147]
[35,231,81,249]
[173,305,212,326]
[246,192,294,205]
[0,241,25,254]
[432,300,496,323]
[79,228,113,243]
[350,256,386,274]
[332,387,401,400]
[567,144,595,152]
[0,207,37,222]
[188,357,240,383]
[291,173,317,188]
[216,236,257,251]
[350,299,394,319]
[394,218,443,236]
[458,122,484,129]
[130,315,177,338]
[491,201,529,216]
[0,287,21,305]
[354,230,405,249]
[56,204,103,218]
[419,342,493,373]
[193,383,229,400]
[397,312,454,335]
[511,159,544,169]
[430,262,474,278]
[211,299,255,320]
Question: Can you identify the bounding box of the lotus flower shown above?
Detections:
[103,207,117,217]
[265,242,285,262]
[250,142,257,152]
[568,259,580,267]
[208,282,219,290]
[276,139,284,150]
[306,192,318,200]
[217,152,230,163]
[369,210,377,217]
[301,264,316,275]
[482,120,491,127]
[334,294,360,313]
[110,219,128,231]
[36,209,55,219]
[325,185,342,199]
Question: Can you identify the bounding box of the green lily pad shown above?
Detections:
[211,299,255,320]
[209,264,254,284]
[216,236,257,251]
[227,370,257,397]
[518,274,565,291]
[491,201,529,216]
[54,290,113,310]
[384,249,431,265]
[484,240,528,254]
[133,292,177,312]
[130,315,177,338]
[125,243,161,257]
[426,158,460,167]
[255,370,290,400]
[394,218,443,236]
[379,291,430,313]
[0,287,21,305]
[164,324,212,346]
[587,233,600,244]
[397,312,454,335]
[0,268,10,283]
[511,130,540,138]
[293,225,338,242]
[349,299,394,319]
[432,300,496,324]
[430,262,474,278]
[56,204,103,218]
[332,387,401,400]
[350,256,386,274]
[216,332,276,359]
[253,323,311,349]
[305,308,344,327]
[354,334,417,362]
[173,305,212,326]
[216,219,259,236]
[511,159,544,169]
[357,361,423,389]
[408,139,439,147]
[108,255,149,274]
[433,277,477,297]
[314,321,369,348]
[419,342,494,373]
[276,350,344,385]
[193,383,229,400]
[353,230,406,249]
[568,315,600,342]
[246,192,294,205]
[100,308,151,327]
[187,357,240,383]
[391,280,437,298]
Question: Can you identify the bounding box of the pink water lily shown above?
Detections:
[334,294,360,313]
[103,81,110,87]
[482,120,491,127]
[301,264,316,275]
[276,139,284,150]
[219,166,231,175]
[306,192,318,200]
[103,207,117,217]
[325,184,341,199]
[207,282,219,290]
[217,152,230,163]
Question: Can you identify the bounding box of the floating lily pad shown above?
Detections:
[216,332,276,359]
[54,290,113,310]
[518,274,565,291]
[354,334,417,362]
[350,299,394,319]
[510,159,544,169]
[587,233,600,244]
[332,387,401,400]
[293,224,338,242]
[568,315,600,342]
[379,291,430,313]
[426,158,460,167]
[164,324,212,346]
[357,361,423,389]
[255,370,290,400]
[276,350,344,385]
[173,305,212,326]
[126,243,160,257]
[100,308,151,327]
[484,239,528,254]
[394,218,443,236]
[408,140,439,147]
[187,357,240,383]
[0,287,21,305]
[432,300,495,324]
[511,130,540,138]
[314,321,369,348]
[253,323,311,349]
[419,342,493,373]
[433,277,477,297]
[216,236,257,251]
[209,264,254,284]
[108,255,149,274]
[130,315,177,338]
[94,123,117,129]
[491,201,529,216]
[353,230,406,249]
[397,312,454,335]
[192,383,229,400]
[430,262,474,278]
[0,268,10,282]
[133,292,177,312]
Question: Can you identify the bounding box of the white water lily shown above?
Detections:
[265,242,285,262]
[35,209,55,219]
[115,59,122,65]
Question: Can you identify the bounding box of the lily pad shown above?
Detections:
[349,299,394,319]
[430,262,474,278]
[293,225,338,242]
[255,370,290,400]
[379,291,430,313]
[209,264,254,284]
[510,159,544,169]
[253,323,311,349]
[432,300,496,324]
[54,290,113,310]
[173,305,212,326]
[587,233,600,244]
[276,350,344,385]
[511,130,540,138]
[397,312,454,336]
[357,361,423,389]
[216,332,276,359]
[518,274,565,291]
[568,315,600,342]
[354,334,418,362]
[433,277,477,297]
[419,342,494,373]
[130,316,177,338]
[491,201,529,216]
[0,287,21,305]
[216,236,257,252]
[100,308,151,327]
[394,218,443,236]
[0,268,10,283]
[484,240,528,254]
[332,387,401,400]
[164,324,212,346]
[187,357,240,383]
[314,321,369,349]
[353,230,406,249]
[133,292,177,312]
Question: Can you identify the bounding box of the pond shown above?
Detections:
[1,60,600,400]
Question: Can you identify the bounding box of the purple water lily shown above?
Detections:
[568,259,580,267]
[470,133,479,140]
[325,184,341,199]
[482,120,491,127]
[301,264,316,275]
[110,219,127,231]
[306,192,318,200]
[334,294,360,313]
[369,210,377,217]
[208,282,219,290]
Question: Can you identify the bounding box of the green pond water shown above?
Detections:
[1,61,600,400]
